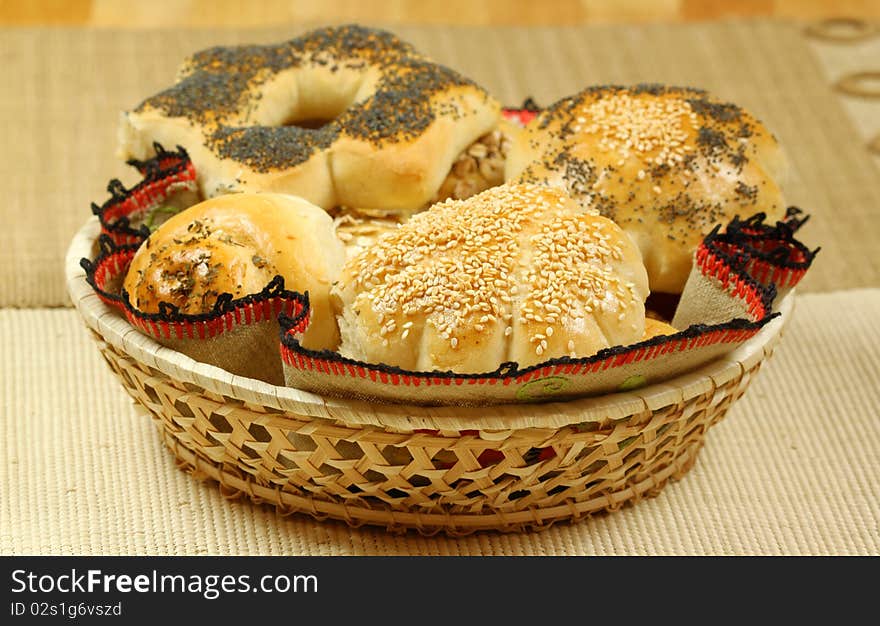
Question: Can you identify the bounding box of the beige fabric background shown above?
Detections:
[809,29,880,167]
[1,19,878,555]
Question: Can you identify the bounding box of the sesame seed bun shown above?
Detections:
[332,182,650,373]
[506,84,788,294]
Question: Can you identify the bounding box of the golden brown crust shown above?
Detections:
[118,25,501,216]
[333,182,650,373]
[123,193,346,350]
[330,119,523,261]
[643,318,678,340]
[506,84,788,294]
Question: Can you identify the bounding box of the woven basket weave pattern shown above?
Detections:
[89,326,768,535]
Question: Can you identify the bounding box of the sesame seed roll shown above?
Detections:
[505,84,788,294]
[332,182,650,373]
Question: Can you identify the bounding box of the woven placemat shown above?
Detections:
[0,19,877,307]
[2,288,877,556]
[805,20,880,160]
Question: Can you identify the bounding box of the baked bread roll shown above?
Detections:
[333,182,650,373]
[118,24,501,217]
[331,119,523,261]
[123,192,345,350]
[506,84,788,294]
[643,318,678,340]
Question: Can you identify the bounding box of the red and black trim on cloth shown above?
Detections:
[91,143,197,246]
[708,207,820,290]
[501,98,542,127]
[278,319,772,392]
[277,210,815,391]
[80,235,310,342]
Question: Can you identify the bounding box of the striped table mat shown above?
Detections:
[2,288,877,555]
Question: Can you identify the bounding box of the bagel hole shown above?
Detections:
[280,100,352,130]
[280,114,337,130]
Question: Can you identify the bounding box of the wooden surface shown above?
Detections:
[2,0,879,27]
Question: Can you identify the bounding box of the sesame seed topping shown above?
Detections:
[514,83,781,293]
[341,182,645,354]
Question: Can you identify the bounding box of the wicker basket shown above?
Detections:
[66,217,793,536]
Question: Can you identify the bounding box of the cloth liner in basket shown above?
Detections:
[80,237,310,386]
[92,143,200,246]
[279,207,817,405]
[79,137,818,406]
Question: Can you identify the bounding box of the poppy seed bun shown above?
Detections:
[332,182,650,373]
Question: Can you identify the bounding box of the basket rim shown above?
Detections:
[65,217,793,431]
